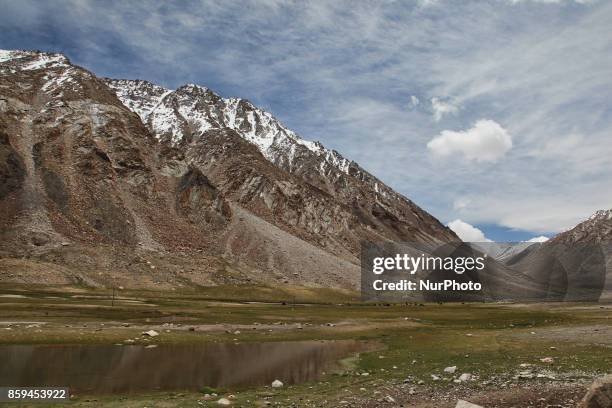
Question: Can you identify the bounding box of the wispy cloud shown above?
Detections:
[430,97,459,121]
[1,0,610,236]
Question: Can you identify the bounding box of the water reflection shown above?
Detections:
[0,340,371,393]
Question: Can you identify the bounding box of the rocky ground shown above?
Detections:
[0,284,610,407]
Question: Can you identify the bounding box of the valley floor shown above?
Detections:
[0,284,610,407]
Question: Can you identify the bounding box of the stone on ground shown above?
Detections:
[458,373,472,382]
[384,395,396,403]
[455,400,483,408]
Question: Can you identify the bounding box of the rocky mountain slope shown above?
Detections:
[0,49,457,290]
[551,209,612,245]
[104,78,455,250]
[509,209,612,301]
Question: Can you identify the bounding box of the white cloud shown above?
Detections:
[409,95,420,108]
[448,219,492,242]
[526,235,549,242]
[430,97,458,121]
[427,119,512,162]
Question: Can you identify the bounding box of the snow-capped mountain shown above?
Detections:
[104,79,416,204]
[104,77,456,245]
[0,49,457,290]
[105,79,349,172]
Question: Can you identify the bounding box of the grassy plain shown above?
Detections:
[0,284,610,407]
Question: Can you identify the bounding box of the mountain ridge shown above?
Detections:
[0,48,456,290]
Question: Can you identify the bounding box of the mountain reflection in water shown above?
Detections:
[0,340,372,393]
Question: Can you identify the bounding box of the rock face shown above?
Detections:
[579,374,612,408]
[554,210,612,245]
[0,49,457,289]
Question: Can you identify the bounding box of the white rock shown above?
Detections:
[217,398,231,406]
[271,379,283,388]
[540,357,554,363]
[458,373,472,382]
[431,374,441,381]
[455,400,483,408]
[142,330,159,337]
[444,366,457,374]
[384,395,396,403]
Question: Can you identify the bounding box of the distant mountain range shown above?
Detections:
[0,49,456,290]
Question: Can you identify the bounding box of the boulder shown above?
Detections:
[580,375,612,408]
[444,366,457,374]
[217,397,231,406]
[142,330,159,337]
[271,379,284,388]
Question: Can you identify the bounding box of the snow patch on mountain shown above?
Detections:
[0,49,69,70]
[105,78,356,176]
[588,209,612,222]
[0,50,16,63]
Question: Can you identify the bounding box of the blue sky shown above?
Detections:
[1,0,611,242]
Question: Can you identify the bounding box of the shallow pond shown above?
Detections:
[0,340,372,393]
